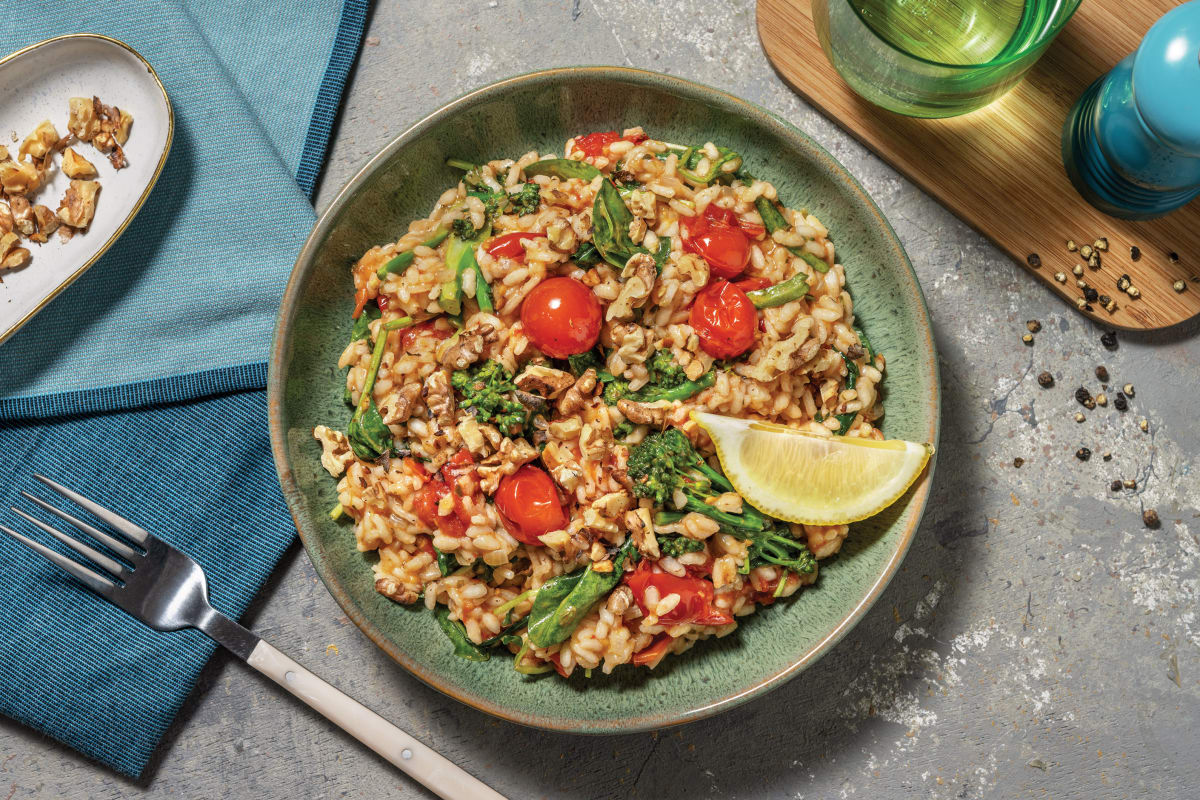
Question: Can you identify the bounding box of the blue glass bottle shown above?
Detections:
[1062,0,1200,220]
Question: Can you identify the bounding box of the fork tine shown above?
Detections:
[0,523,116,594]
[19,492,140,560]
[10,508,128,580]
[32,474,150,545]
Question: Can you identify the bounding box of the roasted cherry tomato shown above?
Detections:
[680,206,752,280]
[399,319,451,352]
[484,231,547,262]
[689,280,758,359]
[574,130,621,157]
[631,633,673,668]
[519,276,603,358]
[494,465,568,546]
[413,480,468,538]
[624,562,735,627]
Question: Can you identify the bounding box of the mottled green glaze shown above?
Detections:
[268,67,940,733]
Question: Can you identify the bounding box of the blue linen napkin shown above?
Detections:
[0,0,368,778]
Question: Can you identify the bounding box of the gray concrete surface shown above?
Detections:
[3,1,1199,798]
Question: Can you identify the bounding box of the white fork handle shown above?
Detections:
[247,640,507,800]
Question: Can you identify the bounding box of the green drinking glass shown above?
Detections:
[812,0,1082,118]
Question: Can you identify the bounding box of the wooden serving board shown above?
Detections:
[758,0,1200,330]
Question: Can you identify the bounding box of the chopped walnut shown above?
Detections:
[374,576,419,605]
[82,97,131,168]
[56,179,100,229]
[115,109,133,145]
[0,200,12,235]
[1,245,31,270]
[18,121,60,161]
[68,97,101,142]
[57,225,76,243]
[476,436,538,494]
[616,398,670,426]
[556,368,599,415]
[514,364,575,399]
[626,508,658,559]
[0,158,41,194]
[439,323,496,370]
[423,370,456,428]
[28,205,59,244]
[0,145,9,161]
[0,231,20,259]
[61,147,98,180]
[312,425,355,477]
[606,252,657,322]
[9,195,35,236]
[380,382,421,424]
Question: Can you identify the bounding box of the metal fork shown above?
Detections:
[2,475,506,800]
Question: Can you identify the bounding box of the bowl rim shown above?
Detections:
[268,65,941,733]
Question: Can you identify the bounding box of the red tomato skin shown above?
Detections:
[413,481,467,537]
[574,131,621,157]
[681,207,752,280]
[485,232,547,262]
[624,562,735,627]
[494,465,569,546]
[520,277,603,358]
[399,320,451,352]
[689,280,758,359]
[631,633,673,667]
[734,277,772,293]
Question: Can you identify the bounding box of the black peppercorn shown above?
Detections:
[1143,509,1160,528]
[1101,331,1118,350]
[1037,371,1054,387]
[1076,447,1091,461]
[1168,252,1179,263]
[1013,457,1024,468]
[1130,245,1141,261]
[1084,286,1099,303]
[1027,253,1041,268]
[1114,392,1128,412]
[1110,480,1122,491]
[1095,365,1109,383]
[1075,387,1093,406]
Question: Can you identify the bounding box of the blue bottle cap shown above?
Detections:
[1133,0,1200,156]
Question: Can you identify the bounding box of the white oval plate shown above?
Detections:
[0,34,172,346]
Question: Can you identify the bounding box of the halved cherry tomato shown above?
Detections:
[403,458,432,481]
[399,319,451,352]
[519,276,603,358]
[624,561,735,627]
[738,220,766,238]
[680,209,752,280]
[413,480,467,537]
[484,231,547,262]
[631,633,673,668]
[440,448,478,488]
[689,280,758,359]
[494,465,568,546]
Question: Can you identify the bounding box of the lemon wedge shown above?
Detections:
[691,411,933,526]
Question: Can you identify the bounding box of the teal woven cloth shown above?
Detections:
[0,0,367,778]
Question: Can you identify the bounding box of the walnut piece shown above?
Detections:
[374,576,419,605]
[0,145,9,161]
[0,200,12,235]
[0,158,41,194]
[381,382,421,424]
[86,97,131,168]
[439,323,496,370]
[28,205,59,244]
[9,195,34,236]
[56,179,100,229]
[68,97,101,142]
[18,121,60,161]
[423,370,456,428]
[1,245,31,270]
[514,365,576,399]
[617,398,669,426]
[61,147,98,180]
[607,252,657,321]
[0,231,20,258]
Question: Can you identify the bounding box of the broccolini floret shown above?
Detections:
[646,349,686,390]
[507,182,541,216]
[451,216,483,240]
[451,360,525,431]
[630,428,815,573]
[657,534,704,559]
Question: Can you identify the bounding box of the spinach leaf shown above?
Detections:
[573,241,602,267]
[676,145,742,184]
[592,180,648,270]
[523,158,601,182]
[525,571,584,648]
[653,236,672,272]
[527,541,636,648]
[346,316,412,460]
[753,196,829,274]
[435,607,489,662]
[434,547,457,577]
[479,613,529,648]
[834,352,860,436]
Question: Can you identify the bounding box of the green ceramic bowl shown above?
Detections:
[268,67,940,732]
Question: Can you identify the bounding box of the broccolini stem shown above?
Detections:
[636,370,715,402]
[376,226,451,279]
[445,158,479,172]
[691,461,735,494]
[753,196,829,273]
[682,495,767,533]
[353,317,413,420]
[746,273,810,309]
